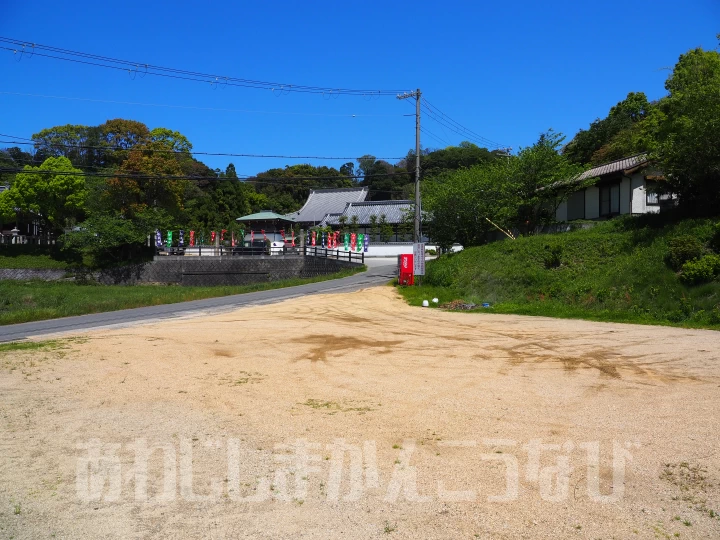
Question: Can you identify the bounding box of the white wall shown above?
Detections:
[555,200,568,222]
[630,174,660,214]
[363,243,463,257]
[620,177,631,215]
[585,186,600,219]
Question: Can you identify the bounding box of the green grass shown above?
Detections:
[399,216,720,330]
[0,266,365,326]
[0,339,64,353]
[0,253,71,270]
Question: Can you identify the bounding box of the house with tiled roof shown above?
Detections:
[556,154,672,222]
[285,187,368,226]
[319,200,422,242]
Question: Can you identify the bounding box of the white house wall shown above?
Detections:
[620,177,631,215]
[631,174,647,214]
[585,186,600,219]
[555,200,568,222]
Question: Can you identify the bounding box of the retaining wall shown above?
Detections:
[0,268,68,281]
[0,255,360,286]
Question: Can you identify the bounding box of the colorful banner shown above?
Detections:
[350,233,357,251]
[189,230,195,247]
[166,230,173,247]
[343,233,350,251]
[307,230,311,246]
[210,231,216,244]
[357,233,364,252]
[179,230,185,247]
[251,230,254,243]
[311,231,316,246]
[322,232,327,248]
[155,229,162,247]
[261,229,267,241]
[231,232,236,247]
[363,233,369,252]
[221,229,227,242]
[291,228,296,247]
[335,231,340,249]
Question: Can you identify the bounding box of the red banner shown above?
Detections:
[350,233,357,251]
[189,230,195,247]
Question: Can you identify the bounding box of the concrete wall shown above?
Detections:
[0,269,67,281]
[95,256,360,286]
[0,256,360,286]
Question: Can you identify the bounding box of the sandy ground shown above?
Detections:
[1,286,719,539]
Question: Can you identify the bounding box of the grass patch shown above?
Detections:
[0,266,365,326]
[0,339,63,353]
[398,216,720,330]
[0,253,71,270]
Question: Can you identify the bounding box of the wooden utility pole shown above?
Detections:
[397,89,422,243]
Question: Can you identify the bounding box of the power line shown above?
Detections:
[0,167,411,184]
[420,127,451,148]
[0,138,405,161]
[0,37,410,96]
[421,98,508,150]
[0,91,408,117]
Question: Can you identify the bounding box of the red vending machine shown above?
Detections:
[398,253,414,286]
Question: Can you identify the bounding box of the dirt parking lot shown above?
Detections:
[1,286,719,539]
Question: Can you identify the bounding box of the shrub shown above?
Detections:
[666,235,705,270]
[680,254,720,285]
[543,244,562,269]
[710,222,720,253]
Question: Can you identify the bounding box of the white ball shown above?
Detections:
[422,300,429,307]
[432,298,439,303]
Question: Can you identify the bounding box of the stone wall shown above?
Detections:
[96,255,360,286]
[0,268,68,281]
[0,255,361,286]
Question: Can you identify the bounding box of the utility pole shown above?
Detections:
[396,88,421,243]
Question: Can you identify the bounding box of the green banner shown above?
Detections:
[344,233,350,251]
[166,230,173,247]
[357,234,364,252]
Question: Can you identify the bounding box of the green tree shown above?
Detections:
[150,127,192,153]
[423,131,587,248]
[368,214,379,241]
[349,215,360,234]
[564,92,652,165]
[0,156,86,234]
[379,214,393,242]
[650,46,720,214]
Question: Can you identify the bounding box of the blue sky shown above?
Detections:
[1,0,717,176]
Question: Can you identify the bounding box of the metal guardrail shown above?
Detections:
[154,244,365,264]
[302,246,365,264]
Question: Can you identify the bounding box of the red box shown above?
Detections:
[398,253,414,286]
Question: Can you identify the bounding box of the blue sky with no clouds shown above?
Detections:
[0,0,717,176]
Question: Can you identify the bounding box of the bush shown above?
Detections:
[666,235,705,270]
[710,222,720,253]
[680,254,720,285]
[543,244,562,269]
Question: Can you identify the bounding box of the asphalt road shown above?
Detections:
[0,263,397,343]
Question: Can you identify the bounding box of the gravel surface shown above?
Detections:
[1,286,719,539]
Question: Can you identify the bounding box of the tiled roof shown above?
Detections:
[237,211,296,222]
[576,153,650,181]
[285,187,368,224]
[320,200,413,226]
